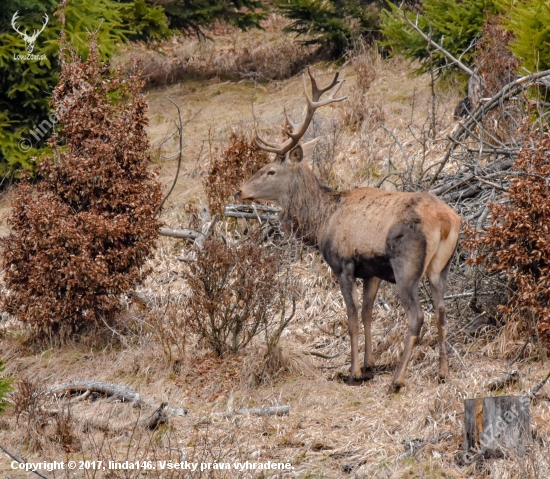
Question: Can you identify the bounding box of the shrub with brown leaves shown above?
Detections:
[0,37,162,338]
[463,128,550,345]
[204,131,268,215]
[475,16,519,97]
[184,236,294,357]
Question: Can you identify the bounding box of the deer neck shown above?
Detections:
[279,164,339,244]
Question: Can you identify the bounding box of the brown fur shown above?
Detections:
[239,152,461,393]
[238,68,460,393]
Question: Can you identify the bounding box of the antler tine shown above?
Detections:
[307,67,340,102]
[11,11,24,35]
[254,129,279,149]
[254,67,347,157]
[39,13,49,32]
[254,129,294,155]
[284,70,347,143]
[284,107,299,131]
[30,13,48,39]
[311,79,347,108]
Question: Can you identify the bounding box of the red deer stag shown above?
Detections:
[237,68,461,393]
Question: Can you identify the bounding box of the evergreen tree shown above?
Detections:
[163,0,265,36]
[277,0,383,58]
[379,0,498,76]
[0,0,170,176]
[498,0,550,73]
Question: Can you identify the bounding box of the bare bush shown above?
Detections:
[340,48,384,129]
[204,130,268,215]
[0,37,162,339]
[307,116,345,187]
[11,377,48,451]
[183,235,295,357]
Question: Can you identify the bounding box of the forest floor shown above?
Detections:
[1,18,549,479]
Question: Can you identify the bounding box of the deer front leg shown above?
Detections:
[362,277,380,380]
[338,269,361,384]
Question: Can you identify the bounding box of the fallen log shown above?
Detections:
[83,403,172,433]
[46,380,188,420]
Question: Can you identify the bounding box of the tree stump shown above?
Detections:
[464,396,530,457]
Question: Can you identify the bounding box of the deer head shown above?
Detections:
[12,11,49,54]
[237,68,346,204]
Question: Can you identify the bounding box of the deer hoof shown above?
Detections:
[437,373,446,384]
[347,372,364,386]
[362,365,374,381]
[387,382,403,395]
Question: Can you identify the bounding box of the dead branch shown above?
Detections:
[46,380,188,419]
[0,444,52,479]
[430,69,550,185]
[141,402,170,429]
[531,369,550,398]
[155,98,184,218]
[398,10,475,77]
[224,405,290,418]
[159,227,200,240]
[486,370,519,391]
[224,204,281,222]
[193,212,219,250]
[303,351,340,360]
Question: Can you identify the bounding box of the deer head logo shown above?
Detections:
[11,11,49,54]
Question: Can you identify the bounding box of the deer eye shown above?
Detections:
[267,171,275,176]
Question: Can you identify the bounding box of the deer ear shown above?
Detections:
[301,138,320,158]
[287,145,303,163]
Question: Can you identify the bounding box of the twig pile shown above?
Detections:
[424,70,550,230]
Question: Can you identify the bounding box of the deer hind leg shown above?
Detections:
[362,277,380,380]
[338,267,361,384]
[427,256,453,383]
[388,257,425,394]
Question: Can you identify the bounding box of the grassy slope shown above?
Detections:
[1,24,549,479]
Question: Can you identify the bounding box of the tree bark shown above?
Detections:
[464,396,530,457]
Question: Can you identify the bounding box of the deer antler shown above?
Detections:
[254,67,346,157]
[11,12,48,41]
[29,13,49,41]
[11,11,25,37]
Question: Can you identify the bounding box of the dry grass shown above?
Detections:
[114,16,320,88]
[1,231,549,478]
[1,23,549,479]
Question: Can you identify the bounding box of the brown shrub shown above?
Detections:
[183,235,295,357]
[0,37,162,339]
[204,130,268,215]
[463,128,550,346]
[11,377,48,451]
[475,16,519,97]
